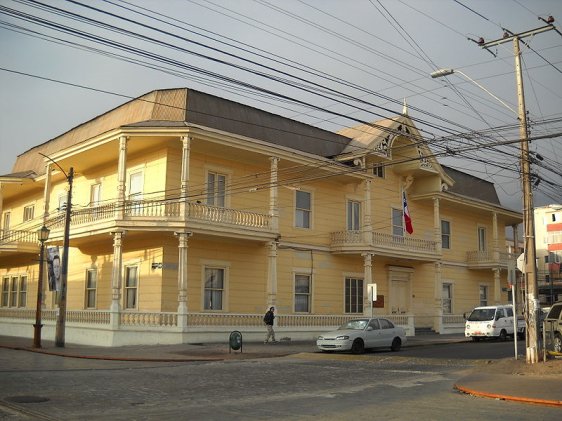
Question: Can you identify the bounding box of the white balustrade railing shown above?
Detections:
[120,311,178,327]
[124,199,181,218]
[330,230,363,246]
[0,230,37,245]
[466,250,513,266]
[373,232,437,252]
[187,202,271,229]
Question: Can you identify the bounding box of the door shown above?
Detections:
[390,280,409,314]
[365,318,382,348]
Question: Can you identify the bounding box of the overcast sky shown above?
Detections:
[1,0,561,212]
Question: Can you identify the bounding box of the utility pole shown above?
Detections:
[55,167,74,347]
[480,22,555,363]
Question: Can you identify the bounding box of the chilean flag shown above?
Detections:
[403,191,413,234]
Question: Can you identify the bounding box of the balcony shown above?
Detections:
[330,230,439,260]
[0,229,38,254]
[42,198,273,238]
[466,250,513,269]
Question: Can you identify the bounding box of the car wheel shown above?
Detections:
[499,330,507,341]
[390,337,401,352]
[554,334,562,353]
[351,339,365,354]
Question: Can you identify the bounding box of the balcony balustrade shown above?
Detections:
[466,250,513,269]
[330,230,438,259]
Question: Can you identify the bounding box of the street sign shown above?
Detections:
[517,253,525,272]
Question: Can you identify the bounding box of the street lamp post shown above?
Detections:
[33,225,50,348]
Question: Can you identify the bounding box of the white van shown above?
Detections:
[464,304,525,341]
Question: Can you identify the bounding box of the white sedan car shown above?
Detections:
[316,318,407,354]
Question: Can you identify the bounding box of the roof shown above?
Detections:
[441,165,501,205]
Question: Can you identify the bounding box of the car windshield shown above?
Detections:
[467,309,496,322]
[339,319,368,330]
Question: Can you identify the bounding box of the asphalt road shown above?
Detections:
[0,341,559,421]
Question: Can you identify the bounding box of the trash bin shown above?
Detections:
[229,330,243,353]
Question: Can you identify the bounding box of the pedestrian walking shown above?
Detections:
[263,306,277,343]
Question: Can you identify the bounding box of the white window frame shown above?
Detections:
[441,219,451,249]
[345,277,364,314]
[23,205,34,222]
[479,285,488,307]
[294,273,312,313]
[295,190,312,229]
[123,265,139,310]
[478,227,487,252]
[90,183,101,207]
[2,212,10,234]
[1,276,9,307]
[58,193,67,213]
[206,171,227,207]
[85,269,97,309]
[203,265,228,311]
[10,276,18,307]
[392,207,404,237]
[347,200,361,231]
[18,275,27,308]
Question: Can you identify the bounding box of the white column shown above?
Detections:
[363,180,372,244]
[434,262,443,333]
[492,212,499,262]
[175,231,192,329]
[116,136,128,220]
[493,268,501,304]
[43,164,52,221]
[267,240,278,308]
[110,230,125,329]
[180,136,191,219]
[362,252,373,316]
[433,197,441,253]
[269,157,279,232]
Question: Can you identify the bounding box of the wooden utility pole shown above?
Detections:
[481,24,555,363]
[55,167,74,348]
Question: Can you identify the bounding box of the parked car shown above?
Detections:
[316,318,407,354]
[464,304,525,341]
[544,301,562,353]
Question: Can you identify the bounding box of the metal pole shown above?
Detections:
[33,238,47,348]
[55,167,73,348]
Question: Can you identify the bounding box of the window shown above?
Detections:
[441,220,451,249]
[294,274,311,313]
[129,172,143,200]
[368,319,380,330]
[23,205,34,222]
[379,319,394,329]
[478,227,487,252]
[345,277,363,313]
[58,194,67,213]
[1,277,9,307]
[392,208,404,237]
[90,184,101,207]
[124,266,139,309]
[207,172,226,207]
[373,165,385,178]
[479,286,488,306]
[442,283,452,314]
[347,200,361,231]
[204,267,224,310]
[18,276,27,308]
[295,191,311,229]
[85,269,97,308]
[10,276,18,307]
[2,212,10,234]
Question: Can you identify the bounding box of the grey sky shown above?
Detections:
[1,0,561,211]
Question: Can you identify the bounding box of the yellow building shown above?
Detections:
[0,88,521,346]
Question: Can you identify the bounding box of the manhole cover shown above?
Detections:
[5,396,50,404]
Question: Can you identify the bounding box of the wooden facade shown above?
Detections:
[0,88,521,346]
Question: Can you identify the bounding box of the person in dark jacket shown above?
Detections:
[263,306,277,343]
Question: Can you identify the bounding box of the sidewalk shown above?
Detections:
[1,334,561,407]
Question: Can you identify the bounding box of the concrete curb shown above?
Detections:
[454,383,562,407]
